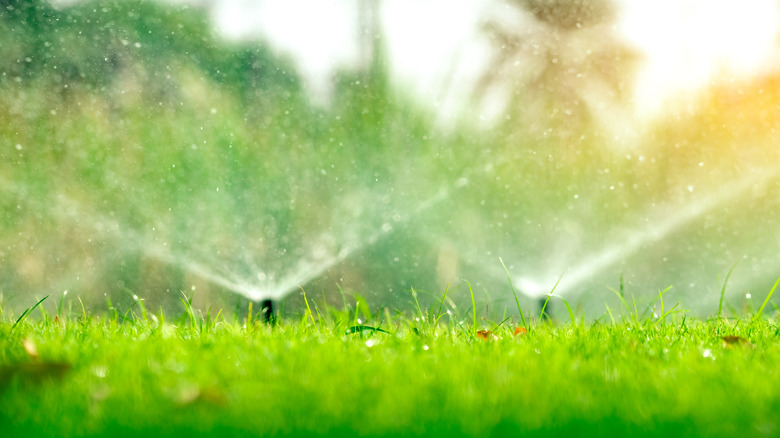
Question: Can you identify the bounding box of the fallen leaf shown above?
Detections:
[721,336,756,349]
[197,387,228,406]
[514,327,527,336]
[169,383,226,406]
[476,330,497,341]
[0,362,71,385]
[174,384,201,405]
[22,338,39,360]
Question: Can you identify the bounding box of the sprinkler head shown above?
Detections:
[259,299,275,325]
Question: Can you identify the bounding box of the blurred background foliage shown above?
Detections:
[1,0,779,318]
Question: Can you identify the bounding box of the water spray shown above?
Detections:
[494,166,779,306]
[140,161,492,305]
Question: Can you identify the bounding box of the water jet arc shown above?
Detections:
[504,167,779,300]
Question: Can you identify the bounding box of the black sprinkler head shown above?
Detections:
[260,299,275,325]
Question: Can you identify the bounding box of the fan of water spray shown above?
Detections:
[488,166,780,306]
[140,157,488,304]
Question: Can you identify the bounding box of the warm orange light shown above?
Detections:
[619,0,780,116]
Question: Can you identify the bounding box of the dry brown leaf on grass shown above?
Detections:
[721,336,756,349]
[476,330,498,341]
[170,383,227,406]
[0,339,71,386]
[22,338,39,360]
[514,327,527,336]
[0,362,72,385]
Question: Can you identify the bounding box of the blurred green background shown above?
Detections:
[1,0,779,318]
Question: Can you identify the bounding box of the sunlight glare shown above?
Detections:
[619,0,780,116]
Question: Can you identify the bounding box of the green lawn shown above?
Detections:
[4,4,780,436]
[2,294,779,437]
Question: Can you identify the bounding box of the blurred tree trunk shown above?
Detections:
[474,0,638,146]
[358,0,381,74]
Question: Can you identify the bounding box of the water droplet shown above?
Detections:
[687,185,694,192]
[423,345,429,351]
[381,223,392,233]
[746,293,752,299]
[702,349,714,359]
[92,366,108,378]
[15,144,22,150]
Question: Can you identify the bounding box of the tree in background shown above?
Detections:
[473,0,637,148]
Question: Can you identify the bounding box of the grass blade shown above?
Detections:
[57,291,66,320]
[77,295,87,323]
[494,316,512,330]
[638,285,672,320]
[433,285,450,326]
[655,303,680,325]
[466,280,477,335]
[12,295,50,331]
[540,273,564,322]
[300,286,316,327]
[179,291,196,330]
[560,296,576,326]
[499,257,527,329]
[632,295,640,325]
[753,274,780,322]
[411,288,425,325]
[605,304,616,325]
[718,263,738,320]
[608,286,631,314]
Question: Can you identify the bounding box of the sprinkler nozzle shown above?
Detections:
[260,299,275,325]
